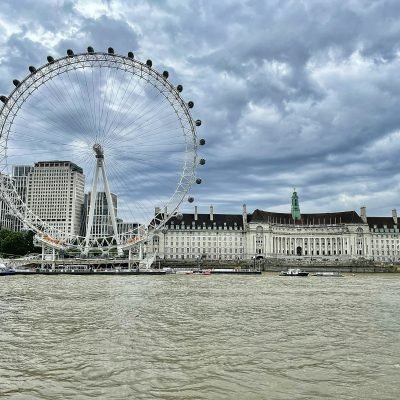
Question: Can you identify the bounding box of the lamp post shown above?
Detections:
[252,256,256,270]
[196,255,200,270]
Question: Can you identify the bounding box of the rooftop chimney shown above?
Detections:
[360,206,367,223]
[393,209,397,224]
[242,204,247,228]
[194,205,198,221]
[210,205,214,221]
[155,206,161,215]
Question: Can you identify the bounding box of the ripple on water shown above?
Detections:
[0,274,399,399]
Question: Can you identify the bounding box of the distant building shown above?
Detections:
[0,194,15,230]
[81,191,118,238]
[26,161,85,236]
[0,168,32,231]
[246,208,367,258]
[150,205,246,260]
[149,190,400,263]
[117,220,139,235]
[3,161,399,263]
[11,165,33,231]
[366,209,400,262]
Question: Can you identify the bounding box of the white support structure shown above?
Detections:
[84,144,122,255]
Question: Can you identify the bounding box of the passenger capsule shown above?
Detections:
[87,46,94,53]
[146,59,152,67]
[199,138,206,145]
[0,95,8,104]
[162,70,169,79]
[188,197,194,203]
[128,51,134,59]
[176,213,183,220]
[13,79,21,87]
[47,56,54,63]
[67,49,74,57]
[199,159,206,165]
[188,101,194,108]
[196,120,201,127]
[108,47,114,54]
[28,66,36,73]
[196,178,202,184]
[177,84,183,92]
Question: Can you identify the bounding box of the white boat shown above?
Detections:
[313,271,344,277]
[0,263,16,276]
[279,268,309,276]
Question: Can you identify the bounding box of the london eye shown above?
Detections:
[0,47,205,254]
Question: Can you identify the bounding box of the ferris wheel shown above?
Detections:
[0,47,205,253]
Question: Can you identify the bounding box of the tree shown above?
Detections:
[0,229,36,256]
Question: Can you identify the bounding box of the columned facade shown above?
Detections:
[152,205,399,263]
[246,209,370,260]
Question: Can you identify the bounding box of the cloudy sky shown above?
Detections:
[1,0,400,218]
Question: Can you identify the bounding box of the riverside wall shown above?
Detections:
[159,259,399,273]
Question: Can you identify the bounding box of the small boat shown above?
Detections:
[0,264,16,276]
[182,270,211,275]
[191,270,211,275]
[162,267,175,274]
[279,268,309,276]
[313,271,344,277]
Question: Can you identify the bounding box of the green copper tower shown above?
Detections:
[291,189,301,220]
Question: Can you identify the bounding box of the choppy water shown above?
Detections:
[0,273,399,400]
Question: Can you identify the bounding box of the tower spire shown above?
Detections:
[291,189,301,221]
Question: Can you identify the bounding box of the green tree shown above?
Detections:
[0,229,36,256]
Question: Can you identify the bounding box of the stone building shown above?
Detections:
[366,209,400,262]
[150,190,399,263]
[151,205,246,260]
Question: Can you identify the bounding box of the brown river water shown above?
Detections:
[0,273,399,399]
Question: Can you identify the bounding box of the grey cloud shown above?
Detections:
[1,0,400,219]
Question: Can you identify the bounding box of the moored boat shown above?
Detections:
[0,264,16,276]
[194,270,211,275]
[279,268,309,276]
[313,271,344,277]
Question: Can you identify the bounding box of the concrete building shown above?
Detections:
[26,161,85,236]
[81,191,117,238]
[11,165,33,231]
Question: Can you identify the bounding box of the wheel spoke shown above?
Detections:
[0,51,201,252]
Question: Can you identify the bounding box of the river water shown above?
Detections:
[0,273,399,400]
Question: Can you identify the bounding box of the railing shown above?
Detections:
[139,252,158,270]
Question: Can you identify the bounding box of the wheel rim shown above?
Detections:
[0,51,201,252]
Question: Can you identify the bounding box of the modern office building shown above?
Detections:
[26,161,85,236]
[11,165,33,231]
[0,167,33,231]
[0,195,15,230]
[81,191,118,238]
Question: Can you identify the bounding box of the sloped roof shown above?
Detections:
[249,209,364,225]
[367,217,398,230]
[164,212,244,228]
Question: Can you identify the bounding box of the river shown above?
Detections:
[0,273,399,399]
